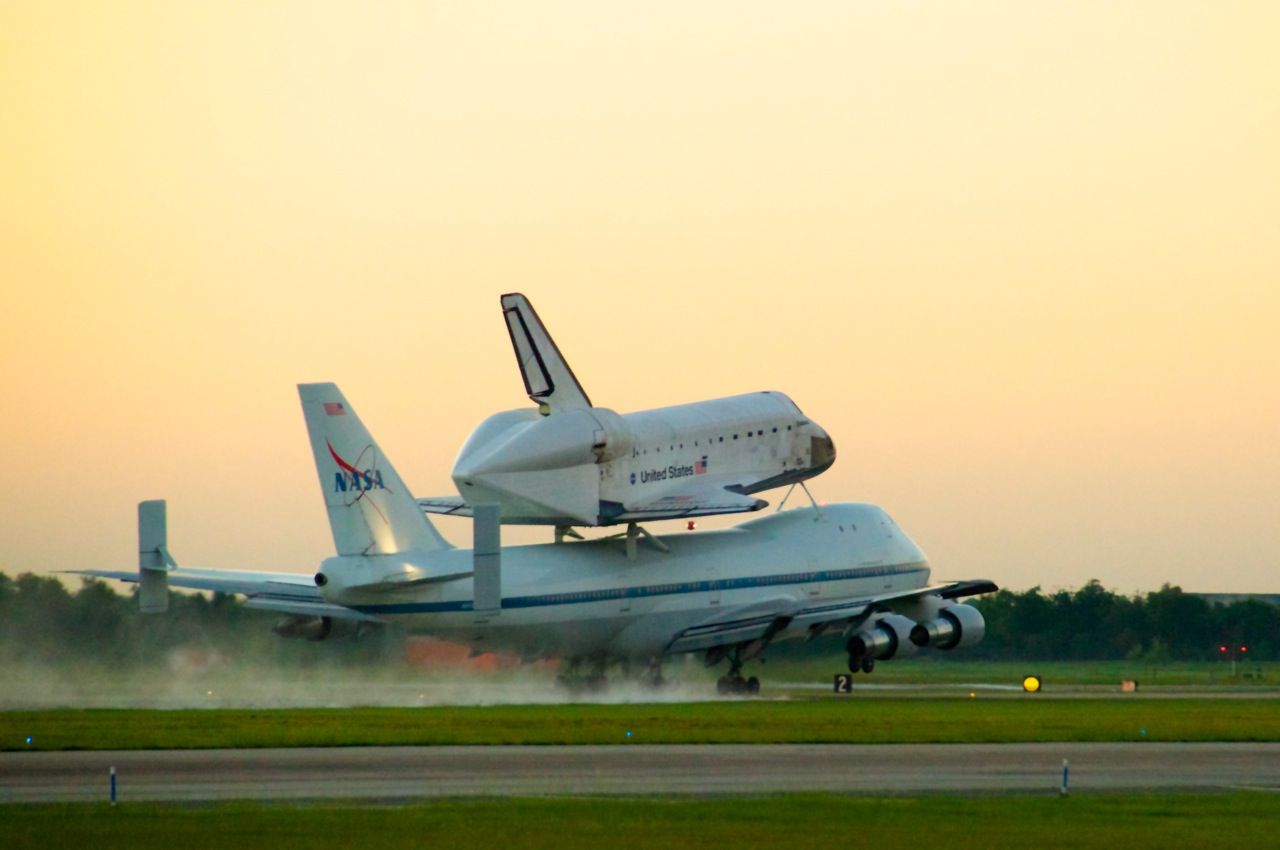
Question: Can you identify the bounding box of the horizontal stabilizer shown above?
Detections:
[64,566,348,620]
[418,497,473,517]
[243,598,382,622]
[340,568,475,594]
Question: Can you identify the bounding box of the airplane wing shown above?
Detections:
[65,567,382,622]
[665,579,997,655]
[418,497,473,517]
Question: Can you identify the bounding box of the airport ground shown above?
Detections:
[3,793,1278,850]
[4,697,1280,750]
[3,659,1277,847]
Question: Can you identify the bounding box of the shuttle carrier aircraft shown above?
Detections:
[76,385,995,693]
[417,293,837,533]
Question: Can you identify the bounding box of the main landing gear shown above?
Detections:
[556,657,608,693]
[848,655,875,675]
[555,656,669,693]
[716,672,761,696]
[710,646,761,696]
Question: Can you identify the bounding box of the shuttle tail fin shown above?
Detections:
[500,293,592,413]
[298,383,452,556]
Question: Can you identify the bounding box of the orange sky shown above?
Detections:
[2,2,1277,593]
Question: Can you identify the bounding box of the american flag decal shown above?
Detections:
[695,456,708,474]
[323,402,346,416]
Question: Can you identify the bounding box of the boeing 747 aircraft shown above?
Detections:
[75,384,995,693]
[417,294,837,532]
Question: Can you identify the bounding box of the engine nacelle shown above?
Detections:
[273,615,356,641]
[846,614,919,661]
[909,603,985,650]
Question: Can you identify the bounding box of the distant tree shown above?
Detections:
[1146,584,1215,659]
[0,571,1273,666]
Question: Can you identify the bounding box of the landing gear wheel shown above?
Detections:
[717,674,757,696]
[860,657,875,674]
[847,655,863,674]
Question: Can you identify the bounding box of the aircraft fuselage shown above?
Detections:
[319,503,922,662]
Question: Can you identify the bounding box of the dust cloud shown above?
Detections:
[0,654,716,710]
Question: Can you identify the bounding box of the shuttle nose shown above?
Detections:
[810,428,836,474]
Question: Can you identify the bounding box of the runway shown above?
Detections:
[4,743,1278,802]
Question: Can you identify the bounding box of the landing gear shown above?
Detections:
[709,645,763,696]
[846,654,875,674]
[640,658,667,689]
[555,656,670,693]
[715,674,760,696]
[556,657,609,693]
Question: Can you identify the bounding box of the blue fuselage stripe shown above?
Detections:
[351,562,928,616]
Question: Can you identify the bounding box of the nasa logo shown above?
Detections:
[327,441,386,493]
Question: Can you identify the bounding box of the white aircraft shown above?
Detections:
[74,383,995,693]
[417,293,837,535]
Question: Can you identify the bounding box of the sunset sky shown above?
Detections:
[2,2,1276,594]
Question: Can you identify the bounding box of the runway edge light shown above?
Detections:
[1022,675,1042,693]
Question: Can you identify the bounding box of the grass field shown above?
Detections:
[5,697,1278,750]
[761,656,1273,688]
[3,794,1277,849]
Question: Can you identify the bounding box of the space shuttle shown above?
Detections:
[418,294,836,530]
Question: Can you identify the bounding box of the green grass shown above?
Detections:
[758,655,1273,687]
[5,698,1279,750]
[3,794,1278,849]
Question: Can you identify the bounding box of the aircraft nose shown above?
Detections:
[810,428,836,474]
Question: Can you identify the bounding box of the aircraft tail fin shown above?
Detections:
[500,293,592,413]
[298,383,452,556]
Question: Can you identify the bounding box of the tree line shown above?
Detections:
[0,572,1274,664]
[969,580,1276,661]
[0,572,398,667]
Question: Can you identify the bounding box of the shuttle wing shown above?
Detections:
[420,489,766,524]
[608,488,767,522]
[66,567,380,622]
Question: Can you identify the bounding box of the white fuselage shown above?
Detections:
[319,503,928,662]
[452,392,836,526]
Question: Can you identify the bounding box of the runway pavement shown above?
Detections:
[4,743,1279,802]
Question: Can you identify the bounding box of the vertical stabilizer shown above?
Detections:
[500,293,592,413]
[298,383,452,556]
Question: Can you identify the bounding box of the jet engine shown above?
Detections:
[273,615,357,641]
[846,614,919,661]
[908,603,985,650]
